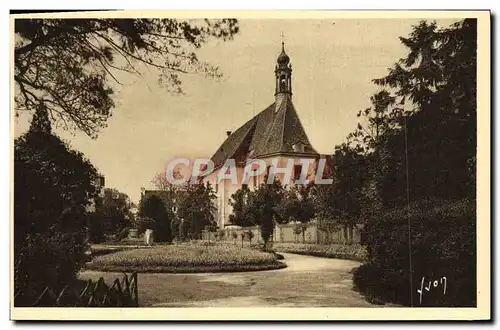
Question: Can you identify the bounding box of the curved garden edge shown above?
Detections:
[83,261,287,273]
[274,250,365,262]
[269,243,368,263]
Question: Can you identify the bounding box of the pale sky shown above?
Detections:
[14,18,459,203]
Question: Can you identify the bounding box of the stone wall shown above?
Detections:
[202,221,363,245]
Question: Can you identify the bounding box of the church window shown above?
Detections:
[294,164,303,181]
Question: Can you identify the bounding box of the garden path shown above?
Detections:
[80,253,381,307]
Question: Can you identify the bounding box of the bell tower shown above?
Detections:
[274,42,292,108]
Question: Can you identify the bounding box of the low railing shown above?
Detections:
[14,272,138,307]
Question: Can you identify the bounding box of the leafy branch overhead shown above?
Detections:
[14,18,239,138]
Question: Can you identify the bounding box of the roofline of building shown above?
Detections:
[253,151,320,160]
[210,151,321,171]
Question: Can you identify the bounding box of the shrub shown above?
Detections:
[115,227,131,242]
[293,226,303,236]
[15,229,87,305]
[272,243,368,262]
[135,217,155,235]
[353,198,476,307]
[245,230,254,242]
[217,230,225,240]
[138,194,172,243]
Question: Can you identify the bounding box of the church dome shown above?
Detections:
[277,42,290,65]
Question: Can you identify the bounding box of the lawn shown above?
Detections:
[85,243,286,273]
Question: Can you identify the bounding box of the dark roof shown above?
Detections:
[210,94,318,168]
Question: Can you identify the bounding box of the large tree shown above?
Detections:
[14,18,239,137]
[350,19,477,306]
[246,178,284,249]
[313,144,366,243]
[14,104,100,301]
[176,182,217,240]
[349,19,476,208]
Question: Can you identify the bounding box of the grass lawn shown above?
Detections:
[85,243,286,273]
[270,243,368,262]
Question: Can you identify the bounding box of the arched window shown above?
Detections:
[280,79,287,91]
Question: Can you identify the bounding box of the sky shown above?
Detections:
[14,18,459,204]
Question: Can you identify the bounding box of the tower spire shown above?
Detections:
[274,40,292,109]
[281,31,285,52]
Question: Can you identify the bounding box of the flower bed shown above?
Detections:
[271,243,368,262]
[85,244,286,273]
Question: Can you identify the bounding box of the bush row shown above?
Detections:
[269,243,368,262]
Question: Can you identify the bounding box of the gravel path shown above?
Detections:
[80,253,379,307]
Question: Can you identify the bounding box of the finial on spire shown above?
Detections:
[276,34,290,66]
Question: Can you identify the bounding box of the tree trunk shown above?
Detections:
[343,225,348,245]
[348,224,354,244]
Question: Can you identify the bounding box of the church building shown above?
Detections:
[203,43,326,229]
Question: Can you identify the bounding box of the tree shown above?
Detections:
[348,90,401,153]
[170,217,182,242]
[280,184,315,243]
[346,19,476,211]
[151,171,183,239]
[14,18,239,137]
[151,170,183,210]
[375,19,476,203]
[348,19,477,306]
[90,188,135,242]
[14,105,99,301]
[374,20,441,109]
[313,143,366,243]
[177,182,217,240]
[228,184,255,226]
[138,193,172,242]
[246,178,284,249]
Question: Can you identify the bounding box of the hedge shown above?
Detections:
[353,198,476,307]
[270,243,368,262]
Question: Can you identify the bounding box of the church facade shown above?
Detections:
[203,43,329,229]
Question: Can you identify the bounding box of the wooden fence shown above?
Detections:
[14,272,138,307]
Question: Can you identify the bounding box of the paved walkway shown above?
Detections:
[80,253,378,307]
